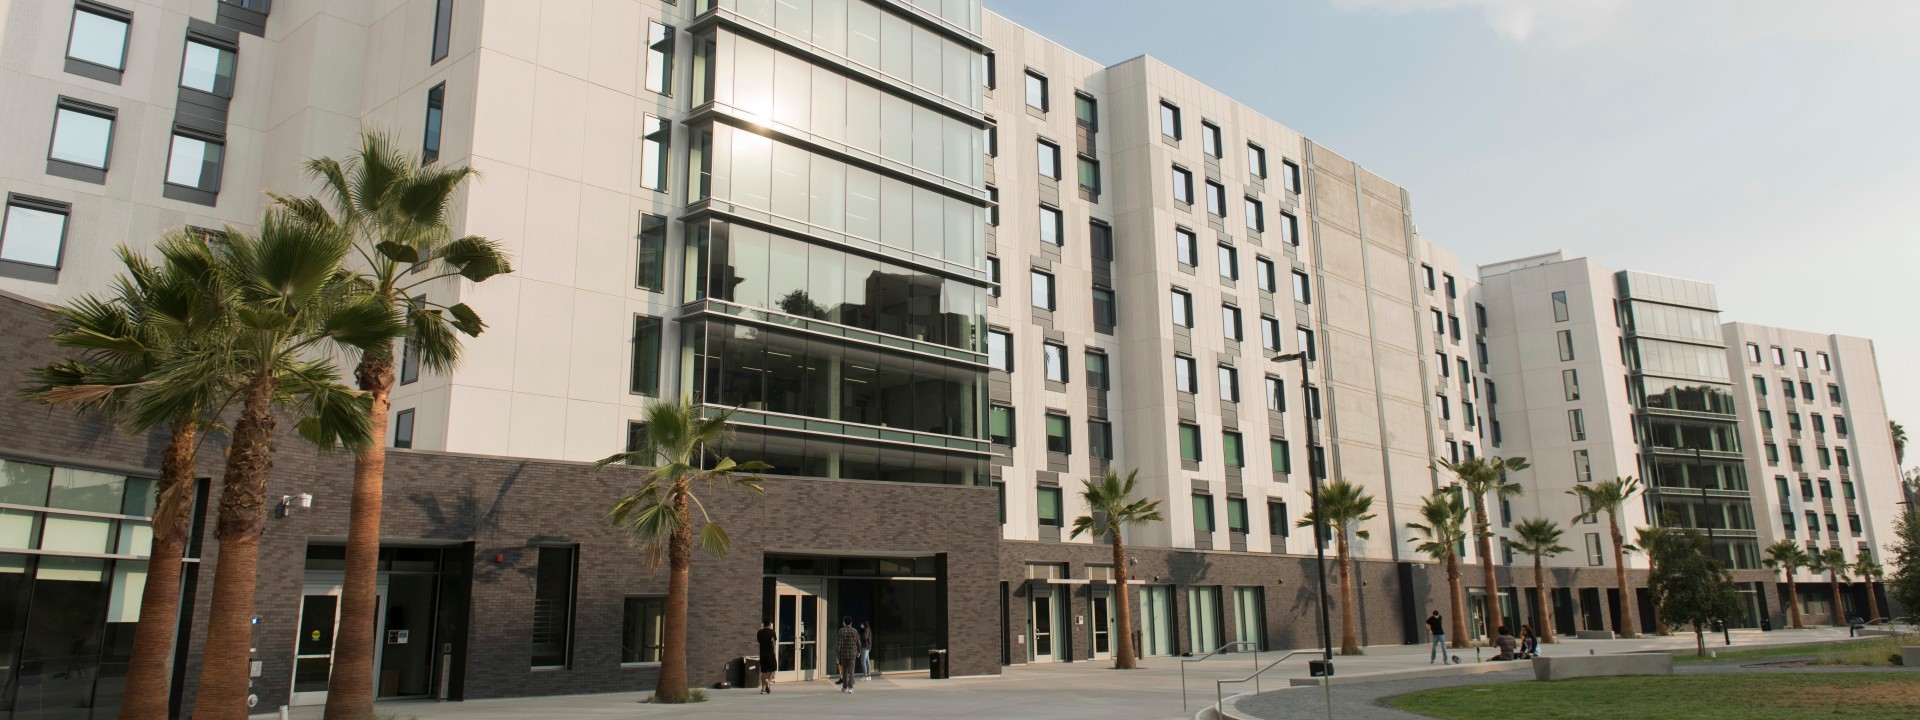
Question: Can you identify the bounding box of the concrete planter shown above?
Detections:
[1532,653,1673,681]
[1903,646,1919,667]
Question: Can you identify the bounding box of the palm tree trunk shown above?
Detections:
[1828,575,1844,625]
[1874,579,1888,621]
[118,422,197,720]
[192,373,279,720]
[1472,505,1502,644]
[1647,554,1669,636]
[1784,576,1803,629]
[1608,513,1637,638]
[1110,532,1137,669]
[1446,556,1468,649]
[325,355,394,720]
[1336,532,1359,655]
[656,481,693,701]
[1534,556,1555,644]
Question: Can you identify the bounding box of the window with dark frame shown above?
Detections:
[636,213,666,291]
[1026,70,1049,111]
[1089,419,1112,460]
[1090,221,1113,260]
[1160,101,1182,140]
[66,2,131,82]
[1255,256,1276,292]
[180,33,238,98]
[645,20,674,96]
[49,97,116,175]
[393,408,415,449]
[1039,205,1063,245]
[621,596,665,664]
[1245,196,1264,232]
[1248,143,1267,178]
[422,83,445,165]
[431,0,454,63]
[988,405,1015,446]
[3,195,72,272]
[531,545,578,668]
[630,315,662,396]
[1172,166,1194,204]
[1037,139,1061,179]
[165,127,226,196]
[1179,423,1202,462]
[640,114,670,192]
[1042,342,1068,382]
[1201,121,1222,157]
[1044,413,1071,454]
[1281,160,1301,194]
[1279,211,1298,246]
[1037,486,1063,526]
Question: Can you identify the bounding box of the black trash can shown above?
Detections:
[928,649,950,679]
[743,656,762,689]
[1761,617,1773,632]
[724,657,746,688]
[1308,659,1334,677]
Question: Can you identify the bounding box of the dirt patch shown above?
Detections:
[1764,679,1920,708]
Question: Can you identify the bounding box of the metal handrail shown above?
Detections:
[1180,641,1259,711]
[1213,650,1323,719]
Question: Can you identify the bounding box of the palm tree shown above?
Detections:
[1435,456,1529,644]
[1505,518,1570,644]
[1296,478,1376,655]
[177,212,402,720]
[21,238,231,720]
[1852,557,1887,620]
[274,133,513,720]
[595,401,769,702]
[1632,526,1678,635]
[1762,540,1810,629]
[1068,469,1163,669]
[1405,488,1471,649]
[1891,420,1906,465]
[1568,477,1642,638]
[1812,547,1850,625]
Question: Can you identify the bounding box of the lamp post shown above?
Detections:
[1272,351,1333,720]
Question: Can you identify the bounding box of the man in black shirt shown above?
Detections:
[756,620,777,694]
[1426,610,1451,664]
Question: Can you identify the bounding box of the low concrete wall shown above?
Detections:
[1574,630,1615,640]
[1904,646,1919,667]
[1532,653,1673,681]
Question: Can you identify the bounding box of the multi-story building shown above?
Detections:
[0,2,1906,717]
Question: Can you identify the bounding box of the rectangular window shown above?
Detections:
[1174,354,1197,394]
[1431,308,1446,334]
[1783,381,1796,399]
[1754,376,1767,396]
[1448,315,1461,341]
[1422,264,1436,290]
[1437,394,1450,420]
[49,98,116,171]
[1160,101,1182,139]
[1226,497,1248,533]
[1281,160,1301,194]
[67,3,131,80]
[1086,351,1110,390]
[983,52,995,89]
[635,213,667,291]
[1463,402,1476,428]
[1192,494,1215,533]
[645,21,674,95]
[431,0,454,63]
[1437,352,1449,377]
[1171,289,1193,327]
[1765,443,1779,464]
[640,114,670,191]
[1030,270,1055,310]
[1573,449,1592,482]
[1280,271,1308,306]
[1255,257,1276,292]
[621,596,665,664]
[1248,143,1268,178]
[1457,357,1470,381]
[1585,534,1603,566]
[1447,440,1459,463]
[1221,304,1242,341]
[1037,486,1063,527]
[181,36,238,98]
[1835,416,1848,436]
[1043,342,1067,382]
[1801,381,1814,401]
[399,295,424,385]
[988,405,1015,445]
[1218,244,1239,279]
[1818,352,1831,371]
[1092,287,1116,326]
[1268,501,1289,538]
[393,408,415,449]
[1563,369,1580,400]
[1771,346,1786,365]
[1045,413,1071,454]
[1794,349,1808,368]
[1172,166,1194,204]
[1201,121,1222,157]
[1271,438,1291,473]
[1075,92,1097,128]
[1556,330,1575,361]
[1849,515,1862,533]
[1218,365,1239,402]
[630,316,662,395]
[1222,432,1244,467]
[1205,181,1227,217]
[1025,71,1048,111]
[1038,205,1063,245]
[1789,445,1803,465]
[987,330,1012,371]
[986,186,999,226]
[165,129,225,194]
[1279,212,1298,246]
[1811,414,1824,433]
[1444,274,1456,298]
[1179,423,1202,462]
[1265,376,1284,412]
[1077,156,1100,194]
[2,195,72,270]
[1746,343,1762,363]
[1818,448,1831,468]
[1297,327,1316,362]
[1260,315,1280,351]
[531,546,578,667]
[1760,409,1772,429]
[1568,408,1586,441]
[985,121,997,156]
[1088,419,1113,460]
[1036,139,1061,179]
[1551,290,1569,322]
[421,83,445,165]
[1090,221,1114,260]
[1175,226,1198,265]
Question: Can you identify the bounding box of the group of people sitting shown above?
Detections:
[1491,624,1541,661]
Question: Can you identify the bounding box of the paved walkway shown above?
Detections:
[253,627,1867,720]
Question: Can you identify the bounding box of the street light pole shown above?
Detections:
[1273,351,1333,720]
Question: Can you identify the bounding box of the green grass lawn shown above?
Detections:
[1391,673,1920,720]
[1670,636,1910,665]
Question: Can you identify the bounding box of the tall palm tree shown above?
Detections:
[1632,525,1678,635]
[1891,420,1906,465]
[176,212,402,720]
[1852,557,1887,620]
[595,401,769,702]
[1068,469,1163,669]
[1435,456,1530,643]
[1297,478,1376,655]
[1568,476,1641,638]
[1405,488,1471,649]
[21,238,231,720]
[1812,547,1850,625]
[274,133,512,720]
[1762,540,1809,629]
[1505,518,1570,644]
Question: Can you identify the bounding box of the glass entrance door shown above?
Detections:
[1090,593,1113,660]
[773,580,823,682]
[1027,587,1061,662]
[1140,586,1175,657]
[1233,587,1265,651]
[290,580,388,706]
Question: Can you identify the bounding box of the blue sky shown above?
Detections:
[987,0,1920,451]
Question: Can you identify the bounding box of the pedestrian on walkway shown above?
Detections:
[1426,610,1450,664]
[837,616,862,693]
[756,619,777,694]
[1849,615,1865,637]
[859,621,875,679]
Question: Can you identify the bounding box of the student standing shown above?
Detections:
[836,616,862,693]
[859,621,875,679]
[756,620,777,694]
[1426,610,1450,664]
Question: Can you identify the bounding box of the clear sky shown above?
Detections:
[987,0,1920,451]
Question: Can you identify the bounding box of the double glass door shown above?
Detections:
[773,580,824,682]
[1140,586,1175,657]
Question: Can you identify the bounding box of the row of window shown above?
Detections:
[1761,442,1851,470]
[1779,510,1864,536]
[1745,343,1833,372]
[1172,228,1306,292]
[990,407,1114,459]
[1751,375,1842,405]
[1157,100,1302,192]
[1419,264,1458,298]
[1167,165,1297,239]
[1757,408,1850,438]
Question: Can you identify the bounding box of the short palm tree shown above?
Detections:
[1068,469,1163,669]
[1852,556,1887,620]
[1405,488,1471,649]
[1506,518,1570,644]
[1435,456,1529,643]
[275,132,512,720]
[1892,420,1906,465]
[1762,540,1810,629]
[176,212,401,720]
[21,238,231,720]
[1297,478,1375,655]
[1632,525,1678,635]
[1812,547,1850,625]
[595,401,769,702]
[1569,476,1641,638]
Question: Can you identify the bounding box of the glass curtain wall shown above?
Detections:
[764,555,944,673]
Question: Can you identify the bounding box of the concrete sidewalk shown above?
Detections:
[253,627,1861,720]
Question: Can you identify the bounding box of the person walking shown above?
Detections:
[858,621,875,679]
[1426,610,1450,664]
[756,619,777,694]
[836,616,861,693]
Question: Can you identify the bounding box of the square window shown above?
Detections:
[165,131,225,193]
[181,38,237,97]
[67,4,130,75]
[3,196,72,271]
[50,100,115,170]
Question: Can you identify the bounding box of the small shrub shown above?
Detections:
[650,689,709,704]
[1892,652,1905,666]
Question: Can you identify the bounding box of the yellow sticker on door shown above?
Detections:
[312,630,321,641]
